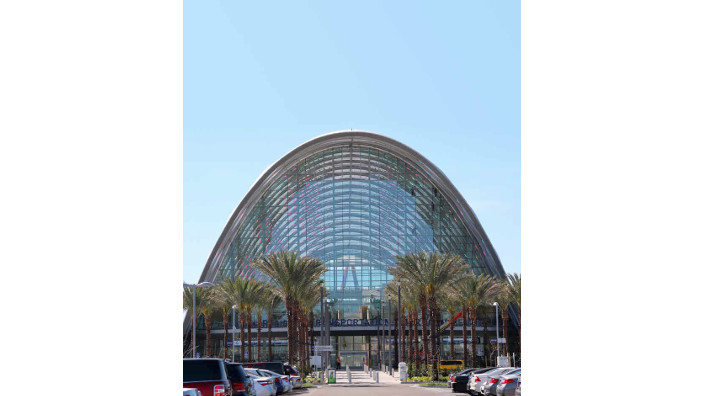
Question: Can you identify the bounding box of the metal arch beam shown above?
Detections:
[198,130,510,285]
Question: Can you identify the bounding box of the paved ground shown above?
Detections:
[293,370,449,396]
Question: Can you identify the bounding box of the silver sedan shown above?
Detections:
[481,369,521,396]
[496,374,521,396]
[469,367,516,395]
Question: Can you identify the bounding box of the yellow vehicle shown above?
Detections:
[439,359,464,371]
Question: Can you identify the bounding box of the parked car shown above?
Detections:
[225,362,254,396]
[468,368,516,396]
[481,369,520,396]
[496,373,521,396]
[183,358,233,396]
[448,368,493,393]
[448,368,491,393]
[283,365,302,389]
[440,359,464,371]
[249,369,284,395]
[259,369,291,393]
[244,368,276,396]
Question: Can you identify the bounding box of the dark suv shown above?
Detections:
[225,362,254,396]
[183,358,233,396]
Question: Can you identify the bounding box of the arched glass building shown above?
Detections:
[200,131,507,312]
[191,131,516,364]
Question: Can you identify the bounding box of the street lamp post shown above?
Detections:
[493,302,500,363]
[185,281,215,358]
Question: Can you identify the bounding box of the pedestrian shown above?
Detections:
[336,355,341,370]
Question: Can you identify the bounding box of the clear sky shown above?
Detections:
[184,0,520,283]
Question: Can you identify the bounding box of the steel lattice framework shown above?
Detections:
[198,131,509,318]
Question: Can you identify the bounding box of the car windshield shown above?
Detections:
[245,369,260,377]
[184,360,222,382]
[505,369,521,376]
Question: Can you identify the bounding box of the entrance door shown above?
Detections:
[340,351,366,369]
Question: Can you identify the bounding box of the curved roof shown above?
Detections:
[198,130,507,283]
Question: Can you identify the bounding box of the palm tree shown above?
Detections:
[226,277,260,361]
[401,288,420,374]
[477,304,493,367]
[461,298,469,366]
[214,279,240,360]
[391,252,466,380]
[395,284,416,365]
[248,279,268,362]
[183,285,216,357]
[200,299,217,356]
[454,272,499,367]
[390,254,429,369]
[298,282,322,369]
[438,289,462,360]
[494,279,512,357]
[252,251,326,365]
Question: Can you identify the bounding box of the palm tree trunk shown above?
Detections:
[223,309,229,359]
[292,303,299,365]
[449,310,455,359]
[205,316,212,357]
[482,314,489,366]
[257,311,262,361]
[419,293,429,368]
[286,297,294,364]
[267,310,273,361]
[413,310,420,374]
[429,295,439,381]
[394,313,399,367]
[247,310,253,362]
[407,312,413,367]
[462,307,468,366]
[469,307,477,367]
[401,311,406,363]
[298,309,306,367]
[240,311,246,361]
[309,312,315,364]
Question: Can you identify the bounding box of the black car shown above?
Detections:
[225,362,254,396]
[448,368,475,392]
[449,367,495,393]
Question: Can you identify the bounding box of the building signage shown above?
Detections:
[314,345,333,352]
[231,318,490,329]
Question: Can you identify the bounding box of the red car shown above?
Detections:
[183,358,233,396]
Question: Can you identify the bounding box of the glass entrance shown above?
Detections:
[340,351,367,369]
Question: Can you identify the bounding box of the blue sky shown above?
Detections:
[184,0,520,283]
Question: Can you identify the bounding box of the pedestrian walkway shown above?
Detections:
[331,369,399,385]
[308,370,439,396]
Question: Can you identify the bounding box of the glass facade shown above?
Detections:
[211,143,496,319]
